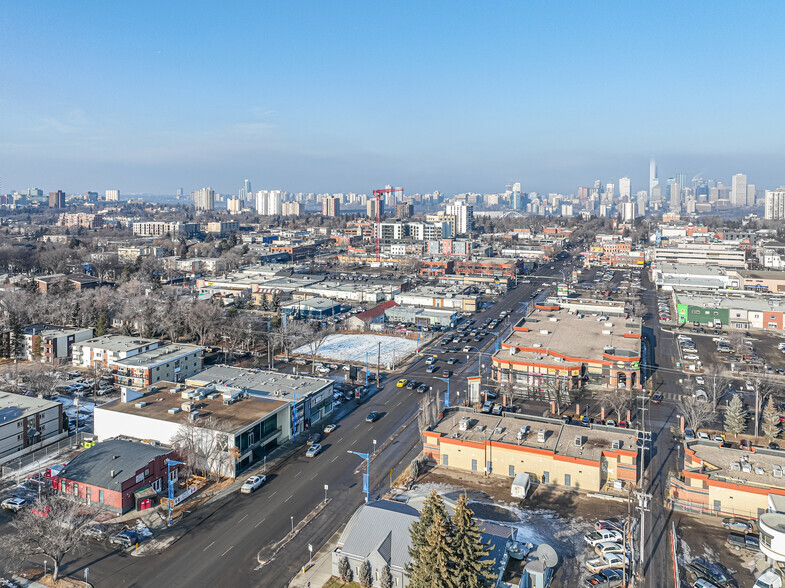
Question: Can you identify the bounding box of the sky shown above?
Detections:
[2,1,784,196]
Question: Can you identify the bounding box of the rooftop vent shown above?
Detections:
[168,407,181,415]
[612,440,621,450]
[773,465,783,478]
[574,435,584,448]
[537,429,546,443]
[134,402,147,408]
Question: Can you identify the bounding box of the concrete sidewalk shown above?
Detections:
[288,528,343,588]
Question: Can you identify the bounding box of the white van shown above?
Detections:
[754,569,783,588]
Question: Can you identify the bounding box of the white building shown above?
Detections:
[0,393,66,462]
[731,173,747,207]
[621,201,636,222]
[619,177,631,199]
[72,335,160,369]
[193,187,215,211]
[444,202,473,235]
[765,188,785,220]
[105,189,120,201]
[255,190,283,216]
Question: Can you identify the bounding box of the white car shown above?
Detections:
[585,553,629,574]
[306,443,322,457]
[594,541,627,556]
[1,497,27,512]
[697,431,710,440]
[684,354,700,360]
[695,377,705,385]
[240,475,266,494]
[584,529,623,546]
[323,423,337,433]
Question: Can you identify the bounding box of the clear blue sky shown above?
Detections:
[2,1,784,196]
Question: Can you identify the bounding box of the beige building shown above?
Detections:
[423,408,639,492]
[669,441,785,521]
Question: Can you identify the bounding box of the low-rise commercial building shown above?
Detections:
[394,287,478,313]
[385,306,456,328]
[652,243,747,268]
[650,262,739,291]
[727,269,785,293]
[53,439,177,514]
[669,441,785,521]
[674,291,785,331]
[423,408,639,492]
[280,297,341,319]
[455,257,519,278]
[491,304,642,397]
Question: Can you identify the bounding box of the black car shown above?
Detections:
[406,381,417,390]
[307,433,322,446]
[651,393,663,404]
[365,411,379,423]
[769,442,781,450]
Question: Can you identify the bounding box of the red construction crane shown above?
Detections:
[372,187,402,262]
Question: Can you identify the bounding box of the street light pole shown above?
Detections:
[166,458,184,527]
[347,451,370,503]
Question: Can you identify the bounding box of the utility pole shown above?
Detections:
[376,341,381,388]
[636,393,652,581]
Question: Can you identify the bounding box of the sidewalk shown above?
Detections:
[288,528,343,588]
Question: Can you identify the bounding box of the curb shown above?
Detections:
[256,498,332,567]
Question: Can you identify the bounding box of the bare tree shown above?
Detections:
[0,495,97,581]
[677,396,716,432]
[727,332,748,356]
[702,363,729,411]
[22,363,66,398]
[171,415,237,481]
[602,387,633,423]
[276,319,311,360]
[305,324,336,374]
[185,301,224,346]
[749,377,773,438]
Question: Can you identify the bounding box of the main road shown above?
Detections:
[36,257,576,587]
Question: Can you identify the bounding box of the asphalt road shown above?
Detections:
[11,257,577,587]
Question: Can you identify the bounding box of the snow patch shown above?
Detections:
[294,333,418,367]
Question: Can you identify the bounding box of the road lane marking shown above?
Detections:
[255,517,266,528]
[222,546,234,557]
[331,455,340,462]
[269,491,277,498]
[203,540,215,551]
[353,423,361,430]
[294,471,301,478]
[285,494,294,502]
[310,473,318,480]
[239,514,248,523]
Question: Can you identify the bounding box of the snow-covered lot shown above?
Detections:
[294,333,418,367]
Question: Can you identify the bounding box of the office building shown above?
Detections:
[48,190,66,208]
[731,173,747,207]
[226,197,242,214]
[619,177,631,199]
[105,189,120,201]
[445,202,474,235]
[669,182,681,212]
[649,158,658,196]
[765,188,785,220]
[244,179,252,200]
[193,187,215,211]
[322,195,341,217]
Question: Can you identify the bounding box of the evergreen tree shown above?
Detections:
[71,302,81,326]
[380,564,392,588]
[762,396,781,441]
[95,311,109,337]
[406,490,451,577]
[359,560,372,588]
[408,509,454,588]
[724,394,747,437]
[338,555,352,583]
[9,314,23,360]
[451,495,497,588]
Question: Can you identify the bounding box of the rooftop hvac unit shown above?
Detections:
[532,343,542,348]
[612,440,621,450]
[476,425,486,432]
[210,393,221,400]
[537,429,546,443]
[494,427,505,434]
[188,411,199,421]
[604,322,613,327]
[168,407,181,415]
[742,462,752,473]
[134,402,147,408]
[181,402,193,412]
[539,330,550,335]
[574,435,584,448]
[602,330,612,335]
[754,466,765,475]
[773,465,783,478]
[549,317,558,322]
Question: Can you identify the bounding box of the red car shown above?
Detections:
[618,421,629,429]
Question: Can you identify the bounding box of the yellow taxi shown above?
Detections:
[396,378,408,387]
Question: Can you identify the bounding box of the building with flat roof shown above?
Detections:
[280,297,341,319]
[674,291,785,331]
[384,306,456,328]
[185,366,334,437]
[0,392,65,463]
[94,381,290,477]
[652,243,747,268]
[669,440,785,521]
[72,335,160,368]
[727,269,785,293]
[423,407,639,492]
[492,303,642,399]
[19,324,94,364]
[650,262,739,291]
[112,344,204,388]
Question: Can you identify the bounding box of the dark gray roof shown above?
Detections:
[58,440,170,491]
[478,520,514,566]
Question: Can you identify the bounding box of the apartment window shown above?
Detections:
[85,487,91,502]
[98,490,104,503]
[564,474,571,487]
[73,483,79,497]
[442,454,448,466]
[509,465,515,477]
[144,469,150,477]
[471,459,477,472]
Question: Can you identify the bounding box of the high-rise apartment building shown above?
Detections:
[747,184,756,207]
[605,183,615,200]
[244,179,252,200]
[105,189,120,201]
[445,202,474,235]
[282,201,302,216]
[619,177,631,199]
[193,187,215,211]
[731,174,747,207]
[649,158,658,196]
[226,197,242,214]
[669,182,681,212]
[621,201,636,222]
[367,198,384,219]
[765,188,785,220]
[48,190,66,208]
[395,202,414,218]
[322,195,341,217]
[255,190,283,216]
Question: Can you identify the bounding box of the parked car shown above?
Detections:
[110,530,138,547]
[722,517,755,533]
[305,443,322,458]
[651,393,663,404]
[585,553,628,574]
[594,518,625,532]
[1,497,26,512]
[685,428,696,440]
[396,379,407,388]
[594,541,627,556]
[683,557,735,587]
[307,433,322,446]
[83,524,108,541]
[584,529,623,546]
[447,357,458,365]
[426,365,437,373]
[240,475,266,494]
[323,423,337,433]
[727,532,760,552]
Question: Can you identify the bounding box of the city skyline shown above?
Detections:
[2,2,784,195]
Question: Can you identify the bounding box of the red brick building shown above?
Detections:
[419,259,454,277]
[53,439,179,514]
[455,258,519,278]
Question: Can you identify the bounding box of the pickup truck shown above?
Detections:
[727,532,760,552]
[683,557,737,587]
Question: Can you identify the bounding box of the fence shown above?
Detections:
[0,432,88,482]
